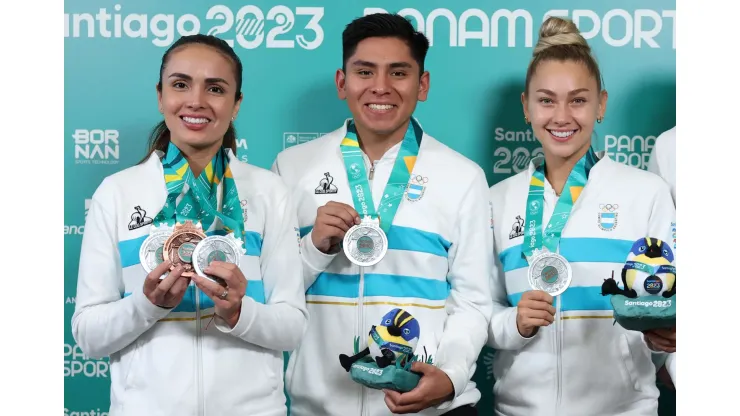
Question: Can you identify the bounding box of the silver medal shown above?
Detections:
[343,216,388,267]
[192,233,246,284]
[527,250,572,296]
[139,224,175,275]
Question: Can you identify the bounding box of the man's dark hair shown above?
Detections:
[342,13,430,76]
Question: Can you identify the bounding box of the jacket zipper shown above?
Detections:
[359,159,378,416]
[555,294,563,412]
[196,286,205,416]
[358,267,367,416]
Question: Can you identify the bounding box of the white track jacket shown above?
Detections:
[72,149,308,416]
[272,120,494,416]
[488,153,675,416]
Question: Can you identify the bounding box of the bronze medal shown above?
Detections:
[163,220,207,277]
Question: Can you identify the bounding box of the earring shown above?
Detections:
[597,117,603,124]
[524,116,530,125]
[231,116,235,122]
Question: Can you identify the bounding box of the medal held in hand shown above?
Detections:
[145,142,248,278]
[521,148,598,295]
[139,223,175,275]
[163,220,206,277]
[343,216,388,267]
[339,119,423,267]
[526,249,572,297]
[193,233,246,286]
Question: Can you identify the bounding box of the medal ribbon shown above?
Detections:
[370,327,414,355]
[521,148,598,261]
[624,261,676,276]
[340,119,422,234]
[153,141,246,249]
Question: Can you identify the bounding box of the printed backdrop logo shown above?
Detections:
[236,138,248,162]
[73,129,120,165]
[64,409,109,416]
[671,221,676,249]
[283,132,327,149]
[364,8,675,49]
[65,5,326,50]
[492,128,541,174]
[405,175,428,202]
[315,172,338,194]
[509,215,524,239]
[598,204,619,231]
[85,199,92,220]
[64,344,110,378]
[65,198,92,235]
[605,134,656,170]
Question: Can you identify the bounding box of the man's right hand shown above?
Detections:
[311,201,361,253]
[516,290,556,338]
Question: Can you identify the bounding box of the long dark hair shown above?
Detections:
[139,34,243,164]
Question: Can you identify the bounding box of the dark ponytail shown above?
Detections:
[139,34,243,164]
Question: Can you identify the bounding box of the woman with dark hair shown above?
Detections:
[72,34,307,416]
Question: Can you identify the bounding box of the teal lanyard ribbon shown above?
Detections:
[153,141,246,249]
[624,261,676,276]
[521,148,599,260]
[370,327,414,355]
[340,119,422,234]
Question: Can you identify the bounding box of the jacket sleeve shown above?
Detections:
[215,185,309,351]
[666,353,676,386]
[487,203,537,351]
[646,180,676,268]
[72,178,172,359]
[271,156,337,291]
[644,180,677,356]
[646,142,664,178]
[433,168,494,408]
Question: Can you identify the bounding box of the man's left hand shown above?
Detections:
[383,361,454,414]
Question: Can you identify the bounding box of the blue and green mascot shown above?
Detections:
[601,237,676,331]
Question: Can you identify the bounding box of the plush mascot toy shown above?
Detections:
[338,308,424,392]
[601,237,676,331]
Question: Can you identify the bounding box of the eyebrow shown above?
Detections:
[350,60,413,69]
[536,88,590,96]
[168,72,230,85]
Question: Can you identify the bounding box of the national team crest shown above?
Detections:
[598,204,619,231]
[405,175,428,202]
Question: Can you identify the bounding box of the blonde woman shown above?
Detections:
[487,17,675,415]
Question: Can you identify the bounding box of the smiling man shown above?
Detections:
[271,13,493,416]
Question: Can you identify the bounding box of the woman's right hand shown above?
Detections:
[516,290,556,338]
[143,260,190,309]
